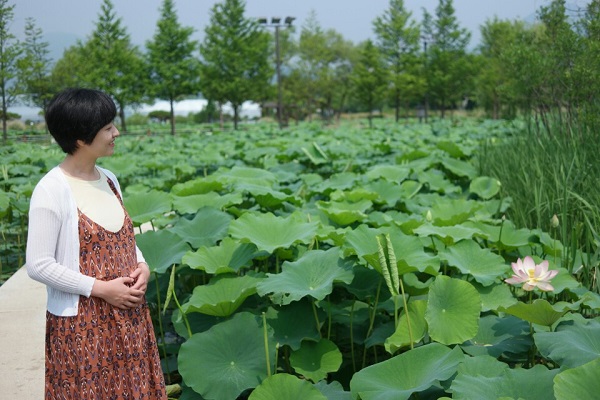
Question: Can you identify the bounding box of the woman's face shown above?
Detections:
[79,122,120,158]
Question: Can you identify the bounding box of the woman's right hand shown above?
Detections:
[91,277,145,309]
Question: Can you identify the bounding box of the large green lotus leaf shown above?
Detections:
[429,198,481,226]
[342,224,382,263]
[386,231,441,275]
[229,212,319,254]
[170,207,233,248]
[301,142,329,165]
[365,165,411,182]
[350,343,464,400]
[342,266,383,301]
[450,358,558,400]
[330,188,379,203]
[580,290,600,310]
[416,169,459,194]
[439,239,508,286]
[248,373,326,400]
[500,299,568,327]
[534,319,600,369]
[215,166,277,188]
[315,172,358,193]
[365,321,396,349]
[469,176,501,200]
[472,282,518,312]
[426,275,481,345]
[172,192,243,214]
[413,223,483,246]
[123,190,172,225]
[314,380,351,400]
[554,358,600,400]
[463,221,535,248]
[437,140,467,158]
[265,300,321,350]
[0,190,9,218]
[460,315,531,358]
[136,230,190,273]
[253,189,301,209]
[171,176,223,196]
[442,157,478,179]
[178,312,275,400]
[398,180,423,199]
[385,299,428,354]
[181,273,264,317]
[316,199,372,226]
[256,247,354,305]
[290,339,342,383]
[364,180,404,207]
[182,237,258,274]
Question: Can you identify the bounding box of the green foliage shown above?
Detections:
[373,0,422,121]
[78,0,146,133]
[4,119,599,398]
[422,0,473,117]
[146,0,200,135]
[351,40,387,127]
[199,0,271,129]
[0,0,21,142]
[15,18,53,110]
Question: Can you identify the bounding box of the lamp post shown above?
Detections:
[258,16,295,129]
[422,37,429,124]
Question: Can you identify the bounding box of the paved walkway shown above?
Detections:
[0,266,45,399]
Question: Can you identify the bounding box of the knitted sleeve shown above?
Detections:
[25,180,95,296]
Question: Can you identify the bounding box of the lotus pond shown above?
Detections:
[1,119,599,399]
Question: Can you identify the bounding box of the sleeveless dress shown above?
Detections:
[45,179,167,399]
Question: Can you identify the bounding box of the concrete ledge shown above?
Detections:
[0,266,45,399]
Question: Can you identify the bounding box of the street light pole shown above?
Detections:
[275,24,282,128]
[422,38,429,124]
[258,16,295,129]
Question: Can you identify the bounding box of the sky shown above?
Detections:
[13,0,585,58]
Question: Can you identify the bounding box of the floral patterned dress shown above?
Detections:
[45,179,166,399]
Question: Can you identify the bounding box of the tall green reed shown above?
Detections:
[479,112,600,293]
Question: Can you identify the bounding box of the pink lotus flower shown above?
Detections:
[505,256,558,292]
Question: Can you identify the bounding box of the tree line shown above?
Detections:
[1,0,598,139]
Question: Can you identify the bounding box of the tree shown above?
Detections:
[475,18,526,119]
[352,40,387,128]
[146,0,200,135]
[199,0,271,130]
[0,0,20,142]
[373,0,422,122]
[421,0,472,117]
[80,0,146,133]
[16,18,53,111]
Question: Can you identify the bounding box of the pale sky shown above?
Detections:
[13,0,587,59]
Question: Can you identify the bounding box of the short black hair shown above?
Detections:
[45,88,117,154]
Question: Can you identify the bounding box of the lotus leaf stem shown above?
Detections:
[262,312,271,377]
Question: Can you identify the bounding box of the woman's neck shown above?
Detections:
[59,155,100,181]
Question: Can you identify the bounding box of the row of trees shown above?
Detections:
[2,0,598,138]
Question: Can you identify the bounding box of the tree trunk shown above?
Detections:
[169,98,176,135]
[233,105,239,130]
[118,103,128,133]
[394,89,400,123]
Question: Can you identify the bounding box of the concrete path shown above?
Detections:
[0,267,45,399]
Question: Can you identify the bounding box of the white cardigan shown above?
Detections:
[25,166,146,316]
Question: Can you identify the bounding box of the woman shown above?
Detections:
[25,88,167,399]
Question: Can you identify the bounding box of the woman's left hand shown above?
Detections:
[130,262,151,293]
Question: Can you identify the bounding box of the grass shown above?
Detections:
[479,113,600,293]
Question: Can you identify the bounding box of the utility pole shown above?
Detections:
[258,17,295,129]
